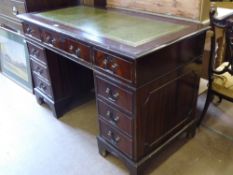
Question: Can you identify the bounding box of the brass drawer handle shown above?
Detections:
[12,6,19,16]
[106,110,111,117]
[26,27,31,33]
[107,130,113,137]
[107,130,120,144]
[69,45,74,52]
[103,55,110,68]
[105,87,119,102]
[31,48,39,57]
[51,38,56,45]
[113,92,120,100]
[106,110,120,124]
[34,50,40,57]
[113,116,120,123]
[230,37,233,45]
[75,48,81,58]
[115,136,121,143]
[26,27,34,34]
[111,63,118,71]
[35,66,43,75]
[45,36,56,45]
[102,55,119,73]
[45,36,51,43]
[39,83,47,91]
[68,46,81,58]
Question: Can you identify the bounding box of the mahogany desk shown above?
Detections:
[18,6,208,175]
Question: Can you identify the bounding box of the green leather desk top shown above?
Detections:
[36,6,187,47]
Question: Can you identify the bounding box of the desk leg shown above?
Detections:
[51,104,63,118]
[128,166,144,175]
[36,95,44,105]
[98,141,109,157]
[34,90,64,118]
[97,136,146,175]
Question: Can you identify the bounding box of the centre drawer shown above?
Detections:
[64,38,91,62]
[95,75,134,114]
[41,29,91,63]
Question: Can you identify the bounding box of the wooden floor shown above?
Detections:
[0,74,233,175]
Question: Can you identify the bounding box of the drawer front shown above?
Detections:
[0,15,23,33]
[95,76,133,114]
[23,23,41,41]
[41,29,64,49]
[64,38,91,62]
[30,59,50,82]
[99,120,133,158]
[94,49,134,83]
[27,43,47,64]
[0,0,26,22]
[97,100,133,136]
[41,30,91,63]
[33,76,53,99]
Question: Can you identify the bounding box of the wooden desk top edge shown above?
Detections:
[18,5,210,59]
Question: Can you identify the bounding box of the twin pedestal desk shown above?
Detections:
[18,6,208,175]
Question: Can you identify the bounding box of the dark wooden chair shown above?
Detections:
[197,7,233,127]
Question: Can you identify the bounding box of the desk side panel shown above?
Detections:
[134,33,206,160]
[135,32,206,86]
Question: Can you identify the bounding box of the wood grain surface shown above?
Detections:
[107,0,206,20]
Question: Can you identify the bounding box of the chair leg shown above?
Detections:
[197,91,213,127]
[216,96,222,104]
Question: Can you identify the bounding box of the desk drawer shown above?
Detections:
[95,76,133,114]
[30,59,50,82]
[0,15,23,33]
[27,43,47,64]
[33,76,53,99]
[41,29,64,49]
[64,38,91,62]
[94,49,134,83]
[99,120,133,158]
[97,99,133,136]
[23,23,41,41]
